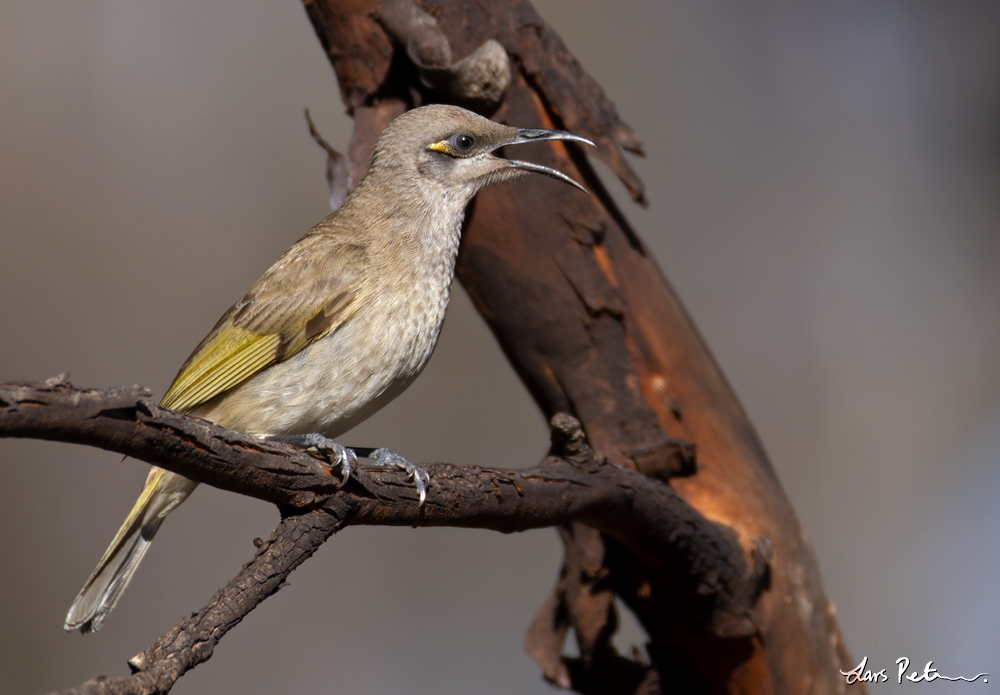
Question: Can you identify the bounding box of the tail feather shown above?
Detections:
[65,468,197,633]
[64,518,160,633]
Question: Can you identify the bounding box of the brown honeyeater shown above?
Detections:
[64,104,593,633]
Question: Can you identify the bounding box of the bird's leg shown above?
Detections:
[365,449,430,506]
[265,433,357,485]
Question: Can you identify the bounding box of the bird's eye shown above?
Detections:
[452,134,475,152]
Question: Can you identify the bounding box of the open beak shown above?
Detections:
[495,128,595,194]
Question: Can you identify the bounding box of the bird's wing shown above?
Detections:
[160,237,367,413]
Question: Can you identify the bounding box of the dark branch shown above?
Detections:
[0,377,343,509]
[3,378,764,692]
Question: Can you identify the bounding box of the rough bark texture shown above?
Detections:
[302,1,860,693]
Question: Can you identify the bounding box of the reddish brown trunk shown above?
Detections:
[303,0,862,692]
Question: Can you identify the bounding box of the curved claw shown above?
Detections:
[413,468,430,506]
[369,448,430,507]
[336,446,357,486]
[273,433,355,486]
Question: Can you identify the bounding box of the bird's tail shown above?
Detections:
[64,467,197,633]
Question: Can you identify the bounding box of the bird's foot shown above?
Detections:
[367,448,430,506]
[266,433,356,485]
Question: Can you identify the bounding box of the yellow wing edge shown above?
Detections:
[160,324,279,413]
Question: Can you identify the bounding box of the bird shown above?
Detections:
[64,103,593,633]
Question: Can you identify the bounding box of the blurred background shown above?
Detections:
[2,0,999,692]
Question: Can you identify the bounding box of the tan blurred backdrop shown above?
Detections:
[3,1,1000,693]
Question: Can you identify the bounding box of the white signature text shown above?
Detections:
[840,656,988,685]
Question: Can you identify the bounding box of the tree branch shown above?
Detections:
[1,378,762,637]
[48,511,339,695]
[4,377,768,693]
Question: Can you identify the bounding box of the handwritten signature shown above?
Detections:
[841,656,988,685]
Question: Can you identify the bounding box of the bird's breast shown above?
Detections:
[200,214,463,440]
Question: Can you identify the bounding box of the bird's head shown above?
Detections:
[368,104,594,200]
